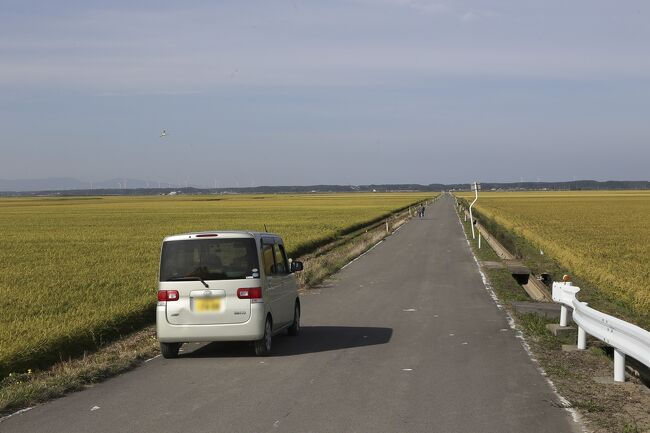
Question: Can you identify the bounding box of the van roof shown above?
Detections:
[162,231,282,243]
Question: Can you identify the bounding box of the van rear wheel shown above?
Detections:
[254,318,272,356]
[160,342,181,359]
[288,303,300,336]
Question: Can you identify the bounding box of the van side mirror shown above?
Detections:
[290,261,303,273]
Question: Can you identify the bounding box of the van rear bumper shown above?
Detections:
[156,304,266,343]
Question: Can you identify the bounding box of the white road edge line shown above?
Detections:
[144,354,161,363]
[455,206,586,430]
[340,239,384,270]
[340,213,412,271]
[0,406,33,424]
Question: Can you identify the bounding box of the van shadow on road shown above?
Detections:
[182,326,393,358]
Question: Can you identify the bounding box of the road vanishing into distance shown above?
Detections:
[2,195,580,433]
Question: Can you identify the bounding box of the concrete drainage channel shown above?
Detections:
[460,207,555,305]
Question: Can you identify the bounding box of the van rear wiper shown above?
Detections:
[168,276,209,288]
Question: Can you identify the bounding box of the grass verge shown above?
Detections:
[297,210,413,289]
[0,328,159,417]
[457,204,650,433]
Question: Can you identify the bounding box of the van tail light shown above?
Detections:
[237,287,262,299]
[158,290,179,302]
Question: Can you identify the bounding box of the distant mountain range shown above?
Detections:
[1,177,649,196]
[0,177,170,192]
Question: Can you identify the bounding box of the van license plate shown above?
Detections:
[195,298,221,312]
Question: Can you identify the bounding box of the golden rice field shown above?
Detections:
[0,192,432,376]
[456,190,650,317]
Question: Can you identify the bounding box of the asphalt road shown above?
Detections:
[1,195,580,433]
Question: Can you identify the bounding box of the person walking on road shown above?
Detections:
[419,205,425,219]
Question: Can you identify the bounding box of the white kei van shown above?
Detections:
[156,231,303,358]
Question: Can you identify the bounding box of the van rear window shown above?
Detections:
[160,238,260,281]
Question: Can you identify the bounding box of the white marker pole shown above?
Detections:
[469,181,479,239]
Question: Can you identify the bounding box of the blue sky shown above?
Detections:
[1,0,649,186]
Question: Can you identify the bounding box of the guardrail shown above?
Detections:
[552,281,650,382]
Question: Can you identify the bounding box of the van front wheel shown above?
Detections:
[160,342,181,359]
[254,318,272,356]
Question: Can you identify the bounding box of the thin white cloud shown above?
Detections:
[2,43,650,94]
[459,9,500,23]
[359,0,450,14]
[95,90,204,97]
[1,1,649,93]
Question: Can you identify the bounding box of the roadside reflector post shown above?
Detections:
[386,221,389,234]
[614,349,626,382]
[478,232,481,249]
[577,326,586,350]
[560,305,568,327]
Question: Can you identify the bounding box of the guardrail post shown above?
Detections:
[614,349,626,382]
[560,305,568,327]
[577,326,586,350]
